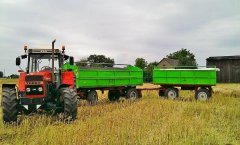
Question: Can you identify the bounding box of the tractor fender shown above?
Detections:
[61,71,75,88]
[18,72,26,91]
[2,84,16,89]
[58,84,72,89]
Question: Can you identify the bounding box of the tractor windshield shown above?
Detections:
[27,54,61,73]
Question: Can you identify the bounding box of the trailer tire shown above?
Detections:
[2,87,18,124]
[126,88,139,100]
[195,88,210,101]
[108,90,121,102]
[164,88,178,99]
[138,90,142,98]
[87,90,98,105]
[61,88,78,121]
[159,90,165,97]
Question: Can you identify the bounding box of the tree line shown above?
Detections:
[0,71,19,79]
[134,48,197,82]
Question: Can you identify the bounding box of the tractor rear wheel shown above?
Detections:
[108,90,121,102]
[126,88,139,100]
[87,90,98,105]
[2,87,18,124]
[61,88,78,121]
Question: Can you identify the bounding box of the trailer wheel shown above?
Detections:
[126,88,139,100]
[87,90,98,105]
[2,87,18,124]
[164,88,178,99]
[158,90,165,97]
[138,90,142,98]
[108,90,121,102]
[61,88,78,121]
[195,88,210,101]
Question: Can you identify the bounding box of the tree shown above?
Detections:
[76,54,115,67]
[145,61,158,82]
[0,71,3,78]
[134,58,147,69]
[167,48,197,66]
[76,58,88,67]
[9,74,19,78]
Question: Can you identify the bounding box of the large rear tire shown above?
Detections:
[2,87,18,124]
[60,88,78,121]
[87,90,98,105]
[108,90,121,102]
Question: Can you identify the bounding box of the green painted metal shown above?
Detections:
[153,67,217,86]
[63,63,143,88]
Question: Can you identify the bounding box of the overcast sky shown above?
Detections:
[0,0,240,75]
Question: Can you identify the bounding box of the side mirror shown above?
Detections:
[69,56,74,65]
[16,57,21,66]
[21,54,27,59]
[64,55,69,60]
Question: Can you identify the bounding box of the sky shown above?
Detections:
[0,0,240,75]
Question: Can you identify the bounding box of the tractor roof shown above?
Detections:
[28,49,61,54]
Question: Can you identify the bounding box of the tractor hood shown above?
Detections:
[27,70,52,82]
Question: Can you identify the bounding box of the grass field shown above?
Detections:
[0,80,239,145]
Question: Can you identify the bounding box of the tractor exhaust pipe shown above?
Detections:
[52,39,56,83]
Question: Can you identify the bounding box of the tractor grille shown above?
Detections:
[26,75,43,81]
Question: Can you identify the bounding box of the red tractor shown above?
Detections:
[1,40,78,123]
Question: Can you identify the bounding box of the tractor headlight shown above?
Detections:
[38,87,43,92]
[26,88,31,92]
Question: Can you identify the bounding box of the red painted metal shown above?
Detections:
[62,71,75,88]
[18,72,27,91]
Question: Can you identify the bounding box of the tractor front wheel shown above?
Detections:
[61,88,78,121]
[2,87,18,124]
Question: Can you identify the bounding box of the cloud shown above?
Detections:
[0,0,240,75]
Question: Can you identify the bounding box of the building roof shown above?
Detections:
[159,58,179,66]
[207,55,240,61]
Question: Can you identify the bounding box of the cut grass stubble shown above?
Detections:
[0,82,239,145]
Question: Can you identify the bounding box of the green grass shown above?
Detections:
[0,81,239,145]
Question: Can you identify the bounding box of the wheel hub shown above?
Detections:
[168,90,177,99]
[129,91,137,100]
[198,92,208,101]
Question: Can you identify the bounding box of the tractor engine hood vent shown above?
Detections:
[26,75,43,81]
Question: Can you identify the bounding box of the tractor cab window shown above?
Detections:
[28,54,60,73]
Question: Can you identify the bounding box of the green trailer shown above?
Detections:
[63,63,143,103]
[153,67,218,100]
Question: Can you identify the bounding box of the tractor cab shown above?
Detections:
[17,48,73,85]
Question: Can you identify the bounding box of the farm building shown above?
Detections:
[206,55,240,83]
[157,58,179,67]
